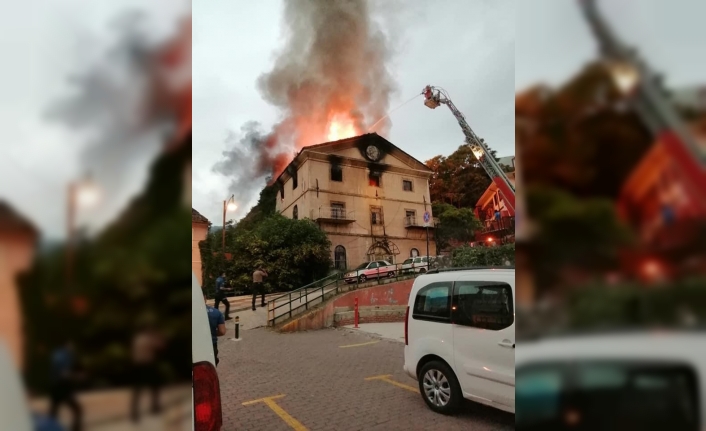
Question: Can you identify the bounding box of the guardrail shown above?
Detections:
[266,263,428,327]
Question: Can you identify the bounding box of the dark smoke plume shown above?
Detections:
[216,0,396,207]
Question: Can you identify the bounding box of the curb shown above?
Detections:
[337,326,405,344]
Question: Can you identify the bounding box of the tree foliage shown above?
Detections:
[452,244,515,267]
[201,214,332,294]
[425,144,495,208]
[432,203,482,251]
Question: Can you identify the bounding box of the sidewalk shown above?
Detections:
[30,385,190,431]
[342,322,405,343]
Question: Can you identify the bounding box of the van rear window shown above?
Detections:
[412,282,452,322]
[516,361,700,431]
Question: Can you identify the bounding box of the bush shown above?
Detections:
[451,243,515,267]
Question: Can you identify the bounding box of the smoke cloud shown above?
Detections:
[217,0,396,205]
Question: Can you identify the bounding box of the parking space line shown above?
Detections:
[339,340,380,348]
[242,394,308,430]
[365,374,420,393]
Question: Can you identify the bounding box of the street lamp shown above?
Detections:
[222,194,237,252]
[66,173,101,289]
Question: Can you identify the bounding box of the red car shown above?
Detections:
[344,260,397,283]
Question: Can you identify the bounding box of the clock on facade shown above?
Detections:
[366,145,380,161]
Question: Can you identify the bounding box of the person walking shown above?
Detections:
[48,340,82,431]
[213,272,232,321]
[251,267,268,311]
[205,294,226,366]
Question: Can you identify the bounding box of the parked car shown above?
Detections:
[343,260,397,283]
[192,273,223,431]
[516,331,706,431]
[401,255,442,274]
[403,268,515,415]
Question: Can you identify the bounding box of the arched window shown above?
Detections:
[334,245,347,270]
[410,248,419,258]
[293,205,298,220]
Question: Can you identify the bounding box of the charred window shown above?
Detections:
[368,171,381,187]
[292,174,298,190]
[331,165,342,182]
[280,186,284,200]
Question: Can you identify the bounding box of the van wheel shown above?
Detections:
[419,268,427,274]
[418,360,462,415]
[359,275,367,283]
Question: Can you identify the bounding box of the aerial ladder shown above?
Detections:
[422,85,516,214]
[578,0,706,211]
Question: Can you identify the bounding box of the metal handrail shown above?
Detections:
[269,272,341,303]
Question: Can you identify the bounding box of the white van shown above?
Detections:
[0,341,32,431]
[403,268,515,415]
[192,273,222,431]
[516,331,706,431]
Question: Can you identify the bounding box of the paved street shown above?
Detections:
[216,326,514,431]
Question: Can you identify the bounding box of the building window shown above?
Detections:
[370,206,383,225]
[453,281,514,331]
[413,282,452,322]
[331,202,345,219]
[405,210,416,226]
[403,179,413,191]
[368,171,381,187]
[410,248,419,257]
[331,166,342,182]
[334,245,347,270]
[292,174,298,190]
[280,187,284,200]
[293,205,298,220]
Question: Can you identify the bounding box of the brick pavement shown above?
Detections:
[216,326,514,431]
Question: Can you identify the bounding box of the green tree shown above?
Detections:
[426,144,496,208]
[452,243,515,267]
[432,203,482,251]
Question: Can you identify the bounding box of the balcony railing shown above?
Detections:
[404,215,439,228]
[311,207,355,223]
[480,216,515,233]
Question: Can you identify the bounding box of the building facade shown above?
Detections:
[0,202,38,369]
[274,133,437,269]
[192,208,210,286]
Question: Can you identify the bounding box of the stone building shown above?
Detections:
[274,133,437,269]
[191,208,210,286]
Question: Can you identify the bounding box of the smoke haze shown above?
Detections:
[215,0,396,211]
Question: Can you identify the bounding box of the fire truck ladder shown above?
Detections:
[578,0,706,204]
[422,85,516,214]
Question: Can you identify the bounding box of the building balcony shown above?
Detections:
[310,207,355,224]
[404,215,439,228]
[478,216,515,235]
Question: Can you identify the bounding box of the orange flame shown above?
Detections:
[327,114,358,142]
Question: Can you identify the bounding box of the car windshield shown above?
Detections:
[354,263,368,270]
[403,259,413,265]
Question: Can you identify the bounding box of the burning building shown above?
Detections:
[274,133,437,268]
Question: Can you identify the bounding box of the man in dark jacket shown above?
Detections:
[49,341,82,431]
[213,272,232,320]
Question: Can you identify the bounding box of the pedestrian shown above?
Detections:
[48,340,82,431]
[213,272,232,321]
[252,267,268,311]
[205,294,226,366]
[130,322,165,423]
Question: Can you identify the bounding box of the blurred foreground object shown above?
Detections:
[517,330,705,431]
[0,341,33,431]
[0,202,38,370]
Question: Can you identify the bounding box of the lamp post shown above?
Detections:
[66,173,101,290]
[222,194,237,252]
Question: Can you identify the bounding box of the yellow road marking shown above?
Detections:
[365,374,420,393]
[339,340,380,348]
[242,394,308,431]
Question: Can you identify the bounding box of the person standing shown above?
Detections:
[251,267,268,311]
[205,294,226,366]
[48,340,82,431]
[130,324,165,423]
[213,272,232,321]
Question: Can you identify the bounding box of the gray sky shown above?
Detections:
[193,0,516,225]
[0,0,187,240]
[516,0,706,90]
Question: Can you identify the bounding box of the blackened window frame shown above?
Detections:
[331,165,343,182]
